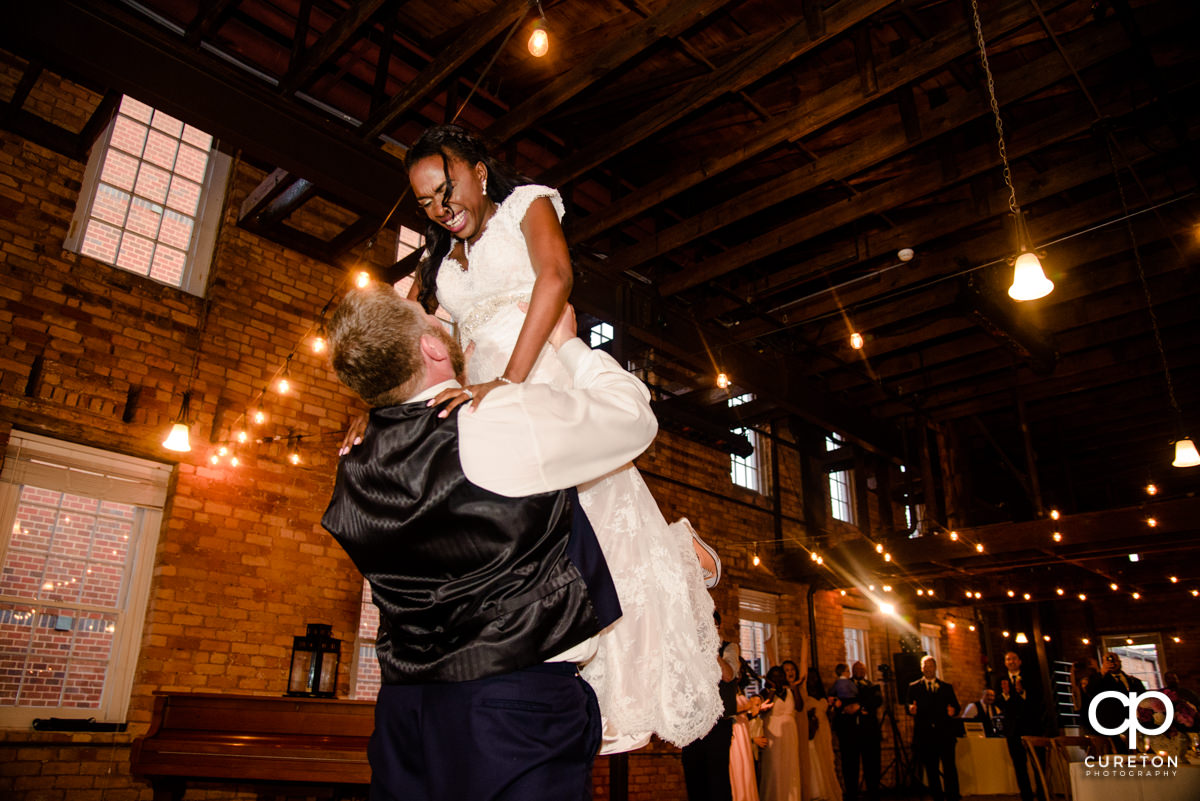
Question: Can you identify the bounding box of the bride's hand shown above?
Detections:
[428,379,508,417]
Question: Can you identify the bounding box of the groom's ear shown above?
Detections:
[418,333,446,362]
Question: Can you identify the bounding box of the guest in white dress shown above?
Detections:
[759,666,803,801]
[802,667,843,801]
[401,124,723,752]
[731,693,764,801]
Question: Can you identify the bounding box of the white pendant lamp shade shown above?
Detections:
[1008,251,1054,300]
[1173,437,1200,468]
[162,423,191,452]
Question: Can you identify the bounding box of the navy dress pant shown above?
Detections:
[368,662,601,801]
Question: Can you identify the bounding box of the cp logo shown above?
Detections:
[1088,691,1174,751]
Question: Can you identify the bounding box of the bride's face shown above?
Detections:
[409,153,493,243]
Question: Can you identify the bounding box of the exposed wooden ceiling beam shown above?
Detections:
[278,0,390,96]
[359,0,529,142]
[486,0,739,143]
[541,0,897,188]
[599,9,1140,277]
[566,0,1032,244]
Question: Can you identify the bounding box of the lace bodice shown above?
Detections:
[435,184,565,334]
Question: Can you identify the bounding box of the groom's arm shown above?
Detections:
[457,337,658,496]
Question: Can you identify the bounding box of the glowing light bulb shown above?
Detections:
[355,271,371,288]
[1111,583,1119,591]
[968,625,976,632]
[927,589,934,597]
[1146,517,1158,527]
[1169,576,1178,583]
[1050,509,1060,520]
[1015,632,1029,644]
[278,376,290,394]
[236,430,248,444]
[254,409,266,425]
[884,552,892,562]
[289,452,301,466]
[1078,593,1087,601]
[716,372,730,389]
[882,585,892,592]
[1056,588,1064,595]
[949,531,959,541]
[1132,592,1141,600]
[218,446,228,456]
[975,543,984,553]
[1023,593,1031,600]
[527,21,549,57]
[1043,635,1051,642]
[1007,590,1015,597]
[1145,483,1158,495]
[965,590,973,599]
[947,621,956,630]
[1008,250,1054,300]
[209,454,219,465]
[1173,636,1182,643]
[875,543,884,553]
[917,589,925,596]
[850,332,864,350]
[752,553,760,567]
[1173,438,1200,468]
[974,592,981,599]
[1002,630,1010,638]
[879,602,896,616]
[810,551,819,561]
[1052,532,1062,542]
[1192,589,1199,597]
[1082,637,1090,644]
[839,589,846,596]
[313,336,327,354]
[230,456,240,467]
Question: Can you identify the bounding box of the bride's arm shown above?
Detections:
[505,196,572,384]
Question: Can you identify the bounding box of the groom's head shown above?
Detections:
[329,282,464,406]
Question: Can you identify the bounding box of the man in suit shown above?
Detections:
[322,284,651,801]
[995,650,1042,801]
[961,688,1002,737]
[835,661,883,801]
[1094,652,1147,750]
[907,656,961,801]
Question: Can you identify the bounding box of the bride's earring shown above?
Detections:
[481,176,488,195]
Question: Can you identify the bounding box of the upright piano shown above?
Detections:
[130,692,375,800]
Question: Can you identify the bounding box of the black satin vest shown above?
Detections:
[322,401,618,684]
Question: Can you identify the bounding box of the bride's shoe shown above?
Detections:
[678,518,721,588]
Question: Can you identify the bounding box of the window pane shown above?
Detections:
[173,144,209,183]
[150,247,187,286]
[166,177,201,215]
[110,115,147,158]
[133,162,170,205]
[181,125,213,151]
[99,149,139,192]
[79,219,122,263]
[149,109,184,138]
[158,209,193,250]
[115,232,154,275]
[118,95,153,123]
[125,197,163,239]
[91,184,131,227]
[142,129,180,171]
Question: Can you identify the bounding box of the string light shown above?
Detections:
[254,407,267,425]
[752,545,760,567]
[974,592,982,599]
[1007,590,1015,597]
[312,335,327,354]
[917,589,925,596]
[236,430,248,444]
[1082,637,1090,645]
[1023,593,1031,600]
[1052,531,1062,542]
[947,620,956,630]
[716,372,730,389]
[1050,509,1061,520]
[527,18,549,57]
[949,531,959,541]
[1043,635,1051,642]
[1145,483,1159,495]
[1169,576,1178,583]
[277,356,293,394]
[850,332,864,350]
[1056,588,1064,595]
[1146,517,1158,527]
[968,624,976,632]
[839,589,846,596]
[1002,630,1010,638]
[1132,592,1141,600]
[884,552,893,562]
[230,455,240,467]
[1015,632,1029,644]
[355,270,371,288]
[1173,636,1182,643]
[1110,583,1119,591]
[1078,593,1087,601]
[875,543,884,553]
[975,543,984,553]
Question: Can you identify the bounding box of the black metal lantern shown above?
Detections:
[286,623,341,698]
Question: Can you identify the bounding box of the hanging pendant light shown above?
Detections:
[528,1,549,58]
[971,0,1053,302]
[162,390,192,453]
[1173,437,1200,468]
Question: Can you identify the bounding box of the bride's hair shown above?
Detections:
[406,125,532,313]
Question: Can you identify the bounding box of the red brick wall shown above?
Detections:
[0,65,985,801]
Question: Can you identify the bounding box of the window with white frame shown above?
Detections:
[395,224,424,261]
[826,432,846,452]
[0,432,172,727]
[589,322,614,348]
[920,623,943,669]
[829,469,854,523]
[65,96,231,297]
[729,394,762,493]
[843,610,871,669]
[739,589,779,693]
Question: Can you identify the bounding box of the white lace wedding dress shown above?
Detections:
[429,184,722,752]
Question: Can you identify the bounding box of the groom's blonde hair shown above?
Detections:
[329,283,426,406]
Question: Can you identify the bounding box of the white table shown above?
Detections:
[956,736,1021,796]
[1069,760,1200,801]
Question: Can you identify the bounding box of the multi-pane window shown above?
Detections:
[395,225,424,261]
[739,589,778,693]
[920,623,943,668]
[66,96,230,296]
[589,322,614,348]
[829,469,854,523]
[729,394,761,492]
[843,611,871,668]
[0,433,170,727]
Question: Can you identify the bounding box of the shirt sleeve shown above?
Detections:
[458,338,658,496]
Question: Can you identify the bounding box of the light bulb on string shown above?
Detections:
[312,335,327,354]
[716,371,730,389]
[527,2,549,59]
[254,407,267,425]
[355,270,371,289]
[236,430,248,444]
[1145,483,1159,496]
[162,390,193,453]
[850,332,864,350]
[752,545,760,567]
[278,355,294,394]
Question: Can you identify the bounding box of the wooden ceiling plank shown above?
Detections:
[716,103,1198,333]
[541,0,897,188]
[659,98,1101,295]
[486,0,739,143]
[184,0,242,47]
[602,10,1130,278]
[568,0,1033,245]
[279,0,390,96]
[360,0,529,142]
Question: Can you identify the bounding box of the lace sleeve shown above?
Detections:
[497,184,565,228]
